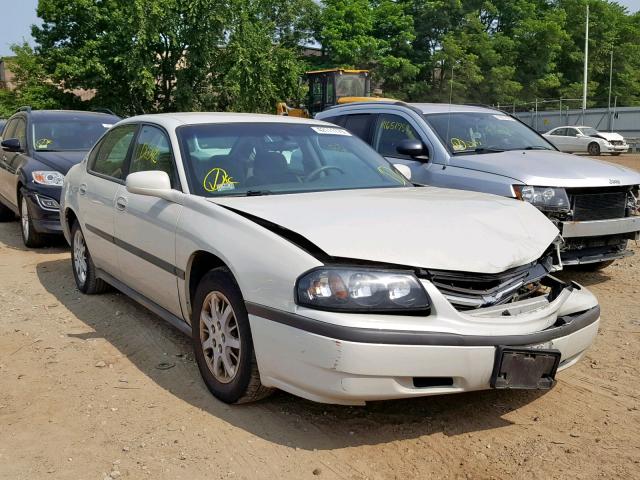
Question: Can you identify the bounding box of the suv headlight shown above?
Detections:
[513,185,570,212]
[295,267,430,314]
[32,171,64,186]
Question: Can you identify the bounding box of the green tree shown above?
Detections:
[0,42,77,117]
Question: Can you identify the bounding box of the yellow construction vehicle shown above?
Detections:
[276,68,394,117]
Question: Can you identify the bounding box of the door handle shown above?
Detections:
[115,196,128,211]
[78,184,87,195]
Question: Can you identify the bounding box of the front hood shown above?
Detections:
[450,150,640,188]
[592,132,624,142]
[211,187,559,274]
[32,151,87,174]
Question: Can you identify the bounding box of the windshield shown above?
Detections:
[579,127,599,136]
[424,112,554,154]
[177,123,410,197]
[336,74,367,98]
[32,118,115,151]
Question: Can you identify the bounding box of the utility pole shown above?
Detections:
[582,4,589,125]
[608,48,614,131]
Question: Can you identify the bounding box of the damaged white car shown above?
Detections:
[60,114,600,405]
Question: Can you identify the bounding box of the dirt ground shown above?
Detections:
[1,155,639,480]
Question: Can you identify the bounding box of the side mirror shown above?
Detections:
[1,138,22,152]
[393,163,412,180]
[396,139,428,161]
[126,171,182,204]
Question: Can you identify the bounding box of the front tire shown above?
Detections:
[71,222,109,294]
[588,142,601,156]
[19,192,47,248]
[192,268,273,404]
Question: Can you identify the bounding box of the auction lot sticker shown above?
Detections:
[311,126,352,136]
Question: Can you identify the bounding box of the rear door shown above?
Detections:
[79,124,137,277]
[114,124,183,317]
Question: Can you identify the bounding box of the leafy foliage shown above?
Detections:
[1,0,640,116]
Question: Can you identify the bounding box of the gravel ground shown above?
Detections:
[0,155,639,479]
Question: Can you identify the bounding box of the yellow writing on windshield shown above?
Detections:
[36,138,53,149]
[203,167,238,192]
[450,137,482,151]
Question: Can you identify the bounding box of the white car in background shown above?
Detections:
[60,113,599,405]
[543,126,629,156]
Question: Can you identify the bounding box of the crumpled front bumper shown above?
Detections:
[247,280,599,405]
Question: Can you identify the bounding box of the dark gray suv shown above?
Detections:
[0,107,119,247]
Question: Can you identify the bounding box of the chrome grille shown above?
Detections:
[422,260,550,311]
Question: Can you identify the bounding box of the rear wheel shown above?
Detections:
[71,222,109,294]
[192,268,273,404]
[588,142,601,156]
[19,193,47,248]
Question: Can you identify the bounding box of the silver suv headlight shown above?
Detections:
[513,185,570,212]
[295,267,430,314]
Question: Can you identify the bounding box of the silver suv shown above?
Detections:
[316,102,640,270]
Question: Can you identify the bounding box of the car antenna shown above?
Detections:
[443,63,454,170]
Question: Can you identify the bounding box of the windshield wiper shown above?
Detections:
[245,190,274,196]
[474,147,505,154]
[522,146,553,151]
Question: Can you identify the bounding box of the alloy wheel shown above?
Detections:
[73,228,88,286]
[199,291,241,383]
[20,197,30,242]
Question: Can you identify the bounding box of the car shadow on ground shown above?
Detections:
[555,266,612,287]
[36,258,548,451]
[0,221,68,253]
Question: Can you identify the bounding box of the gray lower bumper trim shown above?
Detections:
[561,216,640,238]
[246,302,600,347]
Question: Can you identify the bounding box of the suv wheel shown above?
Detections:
[20,193,47,248]
[192,268,273,404]
[71,222,109,294]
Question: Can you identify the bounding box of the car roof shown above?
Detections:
[21,110,120,122]
[322,101,503,115]
[116,112,333,129]
[552,125,592,129]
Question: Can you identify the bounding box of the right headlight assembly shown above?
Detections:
[513,185,570,212]
[295,267,430,314]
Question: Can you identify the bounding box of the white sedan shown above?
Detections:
[60,113,600,405]
[543,126,629,156]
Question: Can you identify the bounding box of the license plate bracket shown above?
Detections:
[491,347,561,390]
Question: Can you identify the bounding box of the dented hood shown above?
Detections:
[593,131,625,142]
[211,187,559,274]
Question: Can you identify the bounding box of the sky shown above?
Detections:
[0,0,639,57]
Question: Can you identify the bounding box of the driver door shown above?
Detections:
[114,124,183,318]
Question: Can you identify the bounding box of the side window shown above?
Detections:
[129,125,177,188]
[373,114,420,157]
[565,128,578,137]
[90,125,136,180]
[2,119,17,140]
[343,114,373,141]
[14,119,27,149]
[551,128,566,136]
